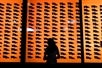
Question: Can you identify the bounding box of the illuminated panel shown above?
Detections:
[26,0,81,63]
[0,0,22,62]
[82,0,102,63]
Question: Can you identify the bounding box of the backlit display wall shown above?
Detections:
[26,0,81,63]
[82,0,102,63]
[0,0,22,62]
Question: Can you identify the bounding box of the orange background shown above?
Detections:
[26,0,81,63]
[0,0,22,62]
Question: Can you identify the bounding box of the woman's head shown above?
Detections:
[47,38,55,46]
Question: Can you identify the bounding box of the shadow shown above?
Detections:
[43,38,60,64]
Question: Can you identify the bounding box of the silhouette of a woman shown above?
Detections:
[43,38,60,64]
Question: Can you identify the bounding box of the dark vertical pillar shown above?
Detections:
[79,0,84,64]
[21,0,27,63]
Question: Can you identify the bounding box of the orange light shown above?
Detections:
[26,0,81,63]
[0,0,22,62]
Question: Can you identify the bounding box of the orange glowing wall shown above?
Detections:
[82,0,102,63]
[0,0,22,62]
[26,0,81,63]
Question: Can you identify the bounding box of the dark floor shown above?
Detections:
[0,63,102,67]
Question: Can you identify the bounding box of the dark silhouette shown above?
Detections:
[43,38,60,64]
